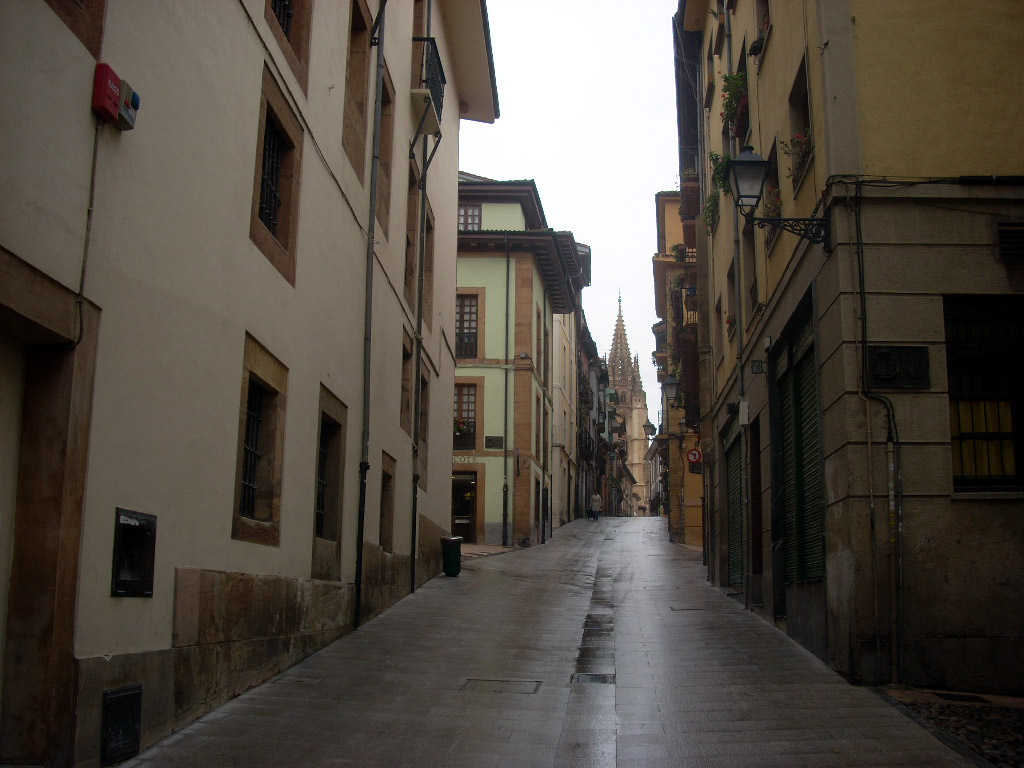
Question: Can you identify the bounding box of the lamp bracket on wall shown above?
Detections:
[746,214,829,244]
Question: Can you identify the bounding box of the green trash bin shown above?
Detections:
[441,536,463,577]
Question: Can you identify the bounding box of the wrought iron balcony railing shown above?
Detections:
[413,37,446,120]
[453,418,476,450]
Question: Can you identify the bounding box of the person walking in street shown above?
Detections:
[588,491,603,521]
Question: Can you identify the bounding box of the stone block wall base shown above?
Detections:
[417,513,444,588]
[359,543,412,624]
[71,568,354,767]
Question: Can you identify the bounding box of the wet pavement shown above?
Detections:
[127,517,971,767]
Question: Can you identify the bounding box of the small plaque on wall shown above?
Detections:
[484,436,504,449]
[867,346,930,389]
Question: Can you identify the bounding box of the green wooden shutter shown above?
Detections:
[726,438,744,588]
[796,349,824,579]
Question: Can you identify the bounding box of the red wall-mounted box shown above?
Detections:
[92,63,121,123]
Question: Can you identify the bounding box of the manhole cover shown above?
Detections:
[572,673,616,684]
[461,679,542,694]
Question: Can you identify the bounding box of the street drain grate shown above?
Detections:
[274,676,323,685]
[670,606,709,611]
[572,673,616,684]
[461,679,542,694]
[933,692,990,704]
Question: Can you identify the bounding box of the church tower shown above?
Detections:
[607,297,652,514]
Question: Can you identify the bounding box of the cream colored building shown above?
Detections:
[0,2,496,765]
[452,175,588,546]
[678,0,1024,693]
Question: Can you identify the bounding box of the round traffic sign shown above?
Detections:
[687,447,702,463]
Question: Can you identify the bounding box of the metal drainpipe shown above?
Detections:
[71,122,102,348]
[502,234,511,546]
[354,1,388,630]
[408,0,437,596]
[852,180,903,683]
[541,288,548,543]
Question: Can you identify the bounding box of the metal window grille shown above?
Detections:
[453,385,476,450]
[458,205,481,231]
[456,295,478,357]
[945,296,1024,491]
[259,116,285,235]
[315,428,328,537]
[271,0,293,37]
[413,36,446,118]
[240,380,265,519]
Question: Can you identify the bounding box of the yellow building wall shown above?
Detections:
[853,0,1024,176]
[482,203,526,231]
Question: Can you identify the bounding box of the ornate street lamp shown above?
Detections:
[643,420,656,438]
[662,376,679,403]
[729,145,829,245]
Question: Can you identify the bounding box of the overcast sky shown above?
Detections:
[458,0,680,420]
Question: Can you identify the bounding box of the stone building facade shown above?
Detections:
[0,2,497,765]
[453,175,589,546]
[677,0,1024,694]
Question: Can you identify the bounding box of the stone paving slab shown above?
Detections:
[128,517,970,767]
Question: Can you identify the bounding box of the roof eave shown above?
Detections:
[438,0,500,124]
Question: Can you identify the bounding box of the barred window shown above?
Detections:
[258,117,285,236]
[455,295,478,358]
[945,295,1024,491]
[250,66,303,284]
[453,384,476,451]
[233,334,287,546]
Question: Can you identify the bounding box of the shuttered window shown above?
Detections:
[726,438,744,588]
[775,314,824,583]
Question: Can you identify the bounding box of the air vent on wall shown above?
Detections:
[998,222,1024,259]
[101,685,142,766]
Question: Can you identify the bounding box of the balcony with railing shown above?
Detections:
[578,428,595,461]
[413,37,446,120]
[453,417,476,451]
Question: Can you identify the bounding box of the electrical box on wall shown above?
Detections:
[92,63,140,130]
[111,508,156,597]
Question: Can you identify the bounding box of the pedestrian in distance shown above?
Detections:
[588,491,603,521]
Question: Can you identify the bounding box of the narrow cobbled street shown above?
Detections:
[128,518,969,768]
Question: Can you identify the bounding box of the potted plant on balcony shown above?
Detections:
[453,416,472,436]
[780,131,814,185]
[708,152,731,196]
[720,71,748,131]
[703,189,720,229]
[761,185,782,249]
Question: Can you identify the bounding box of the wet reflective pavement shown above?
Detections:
[128,517,970,767]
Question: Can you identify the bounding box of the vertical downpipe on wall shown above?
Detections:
[354,1,388,629]
[502,234,511,546]
[408,0,436,595]
[853,181,903,683]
